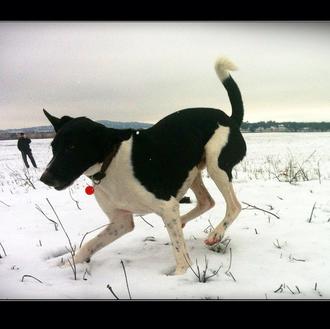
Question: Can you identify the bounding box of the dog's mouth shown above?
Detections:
[54,183,70,191]
[53,179,76,191]
[40,171,74,191]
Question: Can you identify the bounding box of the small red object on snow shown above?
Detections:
[85,185,94,195]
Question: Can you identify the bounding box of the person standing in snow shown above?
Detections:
[17,133,38,168]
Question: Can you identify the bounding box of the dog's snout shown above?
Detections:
[40,170,56,187]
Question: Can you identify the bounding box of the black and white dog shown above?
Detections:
[40,57,246,275]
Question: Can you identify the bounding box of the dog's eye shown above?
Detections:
[65,145,75,152]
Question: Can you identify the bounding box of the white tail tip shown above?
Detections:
[214,57,238,81]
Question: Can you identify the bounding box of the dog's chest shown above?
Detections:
[94,138,162,214]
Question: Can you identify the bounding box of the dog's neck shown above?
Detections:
[84,163,102,177]
[84,143,120,185]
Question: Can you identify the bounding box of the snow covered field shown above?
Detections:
[1,132,330,300]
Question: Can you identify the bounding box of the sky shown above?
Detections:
[0,21,329,129]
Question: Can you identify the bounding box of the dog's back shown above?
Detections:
[131,107,246,200]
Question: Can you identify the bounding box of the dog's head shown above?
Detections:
[40,109,130,190]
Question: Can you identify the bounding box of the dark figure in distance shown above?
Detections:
[17,133,37,168]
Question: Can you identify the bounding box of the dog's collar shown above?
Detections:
[89,144,120,185]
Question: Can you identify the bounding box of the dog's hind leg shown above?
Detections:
[180,171,215,228]
[204,165,241,246]
[73,209,134,264]
[156,197,192,275]
[203,126,242,245]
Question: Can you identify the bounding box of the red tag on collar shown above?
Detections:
[85,185,94,195]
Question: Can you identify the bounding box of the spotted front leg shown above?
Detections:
[74,209,134,264]
[160,197,192,275]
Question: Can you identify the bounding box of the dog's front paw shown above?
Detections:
[174,265,189,275]
[73,250,91,264]
[163,263,189,276]
[46,256,64,268]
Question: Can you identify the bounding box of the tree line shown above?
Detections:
[241,121,330,132]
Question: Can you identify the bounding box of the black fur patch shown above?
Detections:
[218,126,247,181]
[131,107,245,200]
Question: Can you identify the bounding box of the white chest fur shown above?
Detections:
[85,138,166,216]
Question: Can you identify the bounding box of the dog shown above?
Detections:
[40,57,246,275]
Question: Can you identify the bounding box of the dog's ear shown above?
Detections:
[43,109,73,132]
[92,126,132,161]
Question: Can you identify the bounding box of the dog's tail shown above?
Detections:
[214,57,244,127]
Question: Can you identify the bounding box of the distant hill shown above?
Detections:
[97,120,153,130]
[2,120,153,134]
[0,120,153,140]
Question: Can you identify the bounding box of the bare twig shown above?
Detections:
[314,282,323,297]
[121,260,132,299]
[0,200,10,207]
[23,172,36,189]
[266,204,274,211]
[225,248,233,274]
[226,271,236,282]
[207,218,215,231]
[6,165,36,189]
[274,284,284,293]
[47,198,74,253]
[79,224,109,248]
[0,242,7,257]
[308,202,316,223]
[69,188,81,210]
[106,284,120,300]
[137,215,154,228]
[225,248,236,282]
[286,284,295,295]
[196,259,201,280]
[83,268,90,281]
[290,150,316,184]
[291,256,306,262]
[223,239,231,254]
[35,203,58,231]
[203,218,215,234]
[242,201,280,219]
[273,239,283,249]
[66,247,77,277]
[183,254,201,280]
[21,275,43,284]
[46,198,76,280]
[268,150,317,184]
[316,161,322,184]
[184,255,222,283]
[204,263,222,282]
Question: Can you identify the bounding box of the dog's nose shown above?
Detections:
[40,171,56,187]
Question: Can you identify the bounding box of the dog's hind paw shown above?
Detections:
[204,233,223,246]
[205,227,227,245]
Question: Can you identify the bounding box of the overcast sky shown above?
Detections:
[0,21,329,129]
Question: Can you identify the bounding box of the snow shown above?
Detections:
[1,133,330,299]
